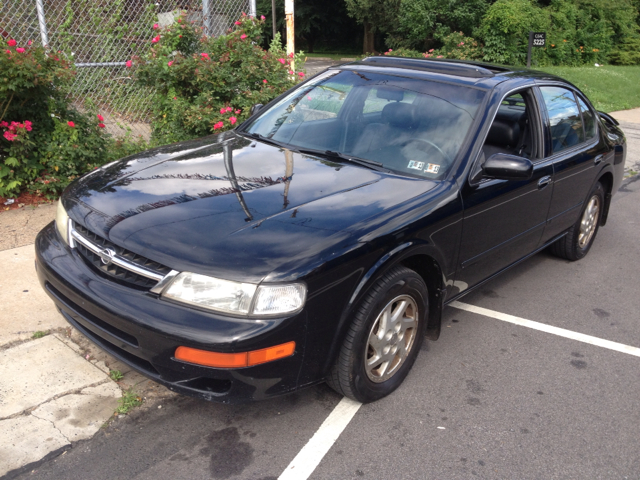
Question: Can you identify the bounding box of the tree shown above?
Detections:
[389,0,489,50]
[344,0,401,53]
[257,0,360,53]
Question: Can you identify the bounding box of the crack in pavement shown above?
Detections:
[0,378,113,422]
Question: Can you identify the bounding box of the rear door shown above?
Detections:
[535,85,606,241]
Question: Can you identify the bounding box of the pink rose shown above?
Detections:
[4,131,17,141]
[235,109,241,114]
[151,35,160,43]
[298,72,305,77]
[28,40,33,46]
[220,108,226,114]
[153,23,159,29]
[98,123,105,128]
[288,52,294,58]
[235,21,242,25]
[0,121,8,128]
[16,47,25,53]
[226,107,233,112]
[173,97,177,100]
[168,61,173,66]
[7,39,16,47]
[240,34,247,39]
[261,15,265,20]
[263,79,268,84]
[200,53,209,59]
[213,121,224,130]
[24,120,32,131]
[5,50,9,54]
[428,49,434,53]
[288,70,294,75]
[278,58,285,64]
[436,55,443,58]
[97,114,104,121]
[229,117,237,125]
[67,121,75,128]
[126,60,132,68]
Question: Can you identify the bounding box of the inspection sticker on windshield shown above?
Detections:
[407,161,425,170]
[425,163,440,174]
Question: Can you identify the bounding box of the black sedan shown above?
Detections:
[36,57,626,403]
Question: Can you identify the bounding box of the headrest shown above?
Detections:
[486,120,520,148]
[381,102,419,129]
[376,87,404,102]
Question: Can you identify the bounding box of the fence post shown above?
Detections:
[249,0,257,17]
[35,0,49,46]
[202,0,211,36]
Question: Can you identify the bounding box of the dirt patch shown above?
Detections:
[1,192,54,213]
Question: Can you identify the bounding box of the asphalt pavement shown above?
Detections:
[9,159,640,479]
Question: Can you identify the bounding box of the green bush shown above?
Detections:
[476,0,640,66]
[389,0,489,51]
[129,13,306,145]
[0,40,147,199]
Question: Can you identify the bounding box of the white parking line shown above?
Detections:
[451,301,640,358]
[278,397,362,480]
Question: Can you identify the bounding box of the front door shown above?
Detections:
[457,88,554,291]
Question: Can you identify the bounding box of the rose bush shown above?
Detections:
[0,40,148,199]
[129,13,306,145]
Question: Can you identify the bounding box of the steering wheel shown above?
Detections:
[398,138,451,166]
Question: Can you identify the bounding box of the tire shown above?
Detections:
[327,265,429,403]
[550,181,604,261]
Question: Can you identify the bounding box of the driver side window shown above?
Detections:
[482,90,536,161]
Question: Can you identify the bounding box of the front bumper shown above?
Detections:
[35,222,308,403]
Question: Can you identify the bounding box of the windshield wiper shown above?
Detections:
[240,134,388,172]
[298,148,389,172]
[240,132,289,149]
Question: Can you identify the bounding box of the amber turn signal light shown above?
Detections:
[174,341,295,368]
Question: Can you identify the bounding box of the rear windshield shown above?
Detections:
[244,70,485,179]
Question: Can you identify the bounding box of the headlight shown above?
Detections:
[162,272,306,316]
[55,201,70,245]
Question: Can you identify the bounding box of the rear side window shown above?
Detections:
[540,86,585,154]
[576,95,597,140]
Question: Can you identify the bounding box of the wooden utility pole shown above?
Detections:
[285,0,294,71]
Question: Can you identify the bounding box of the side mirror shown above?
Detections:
[483,153,533,180]
[250,104,264,115]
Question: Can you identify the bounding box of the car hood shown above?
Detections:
[65,132,438,283]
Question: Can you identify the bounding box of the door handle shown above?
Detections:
[537,176,552,189]
[594,154,604,165]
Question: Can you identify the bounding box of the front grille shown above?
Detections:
[74,223,171,289]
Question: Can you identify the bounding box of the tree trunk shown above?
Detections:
[363,21,375,54]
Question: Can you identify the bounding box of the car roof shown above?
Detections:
[331,56,571,91]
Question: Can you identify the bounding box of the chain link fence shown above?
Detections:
[0,0,254,139]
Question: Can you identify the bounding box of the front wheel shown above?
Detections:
[550,181,604,261]
[327,266,428,403]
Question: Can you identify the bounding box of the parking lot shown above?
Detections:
[11,172,638,479]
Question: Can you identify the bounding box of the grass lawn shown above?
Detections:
[538,65,640,112]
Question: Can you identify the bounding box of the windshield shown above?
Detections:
[243,69,485,178]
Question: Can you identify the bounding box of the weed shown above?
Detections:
[115,388,143,415]
[32,330,49,339]
[109,369,124,382]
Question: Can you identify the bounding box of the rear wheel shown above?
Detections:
[327,266,428,403]
[550,181,604,261]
